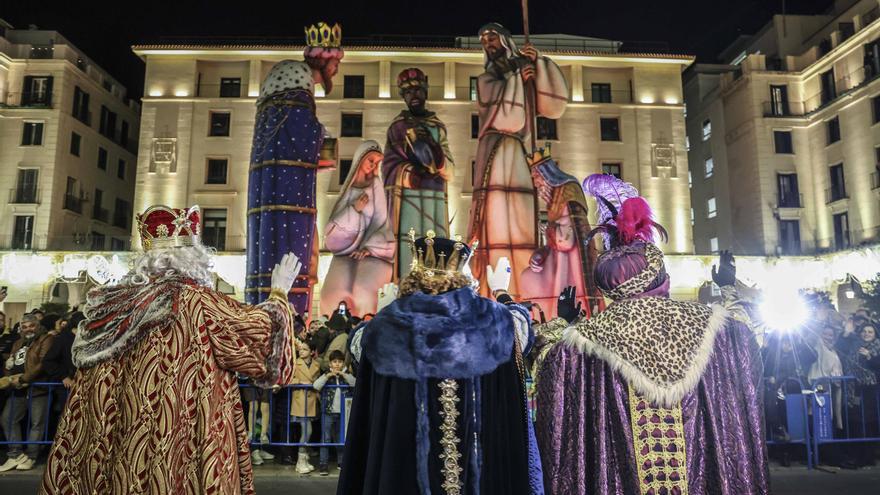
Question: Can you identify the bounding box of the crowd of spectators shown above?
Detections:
[761,294,880,468]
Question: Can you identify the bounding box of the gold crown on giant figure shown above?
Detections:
[304,22,342,48]
[409,229,476,274]
[136,205,202,251]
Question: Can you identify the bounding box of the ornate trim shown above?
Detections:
[438,379,463,495]
[249,159,319,171]
[246,205,318,215]
[628,385,689,495]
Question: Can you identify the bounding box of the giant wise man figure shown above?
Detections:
[246,22,343,313]
[384,68,454,279]
[467,23,568,298]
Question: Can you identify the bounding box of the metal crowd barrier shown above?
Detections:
[764,377,814,468]
[809,376,880,466]
[240,382,351,448]
[0,382,68,448]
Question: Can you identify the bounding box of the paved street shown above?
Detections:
[1,465,878,494]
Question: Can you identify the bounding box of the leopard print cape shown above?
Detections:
[561,296,729,407]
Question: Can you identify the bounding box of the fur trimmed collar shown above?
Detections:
[363,287,514,380]
[561,297,729,407]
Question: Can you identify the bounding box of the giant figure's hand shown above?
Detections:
[271,253,302,294]
[487,257,512,293]
[711,250,736,288]
[377,283,398,312]
[557,286,582,324]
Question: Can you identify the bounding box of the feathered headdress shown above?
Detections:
[582,174,667,249]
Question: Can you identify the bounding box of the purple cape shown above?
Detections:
[535,317,770,494]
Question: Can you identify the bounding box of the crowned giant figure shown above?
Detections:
[467,23,568,299]
[41,205,300,494]
[384,68,454,279]
[534,175,770,495]
[245,22,343,314]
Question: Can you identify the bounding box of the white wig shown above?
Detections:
[123,244,215,287]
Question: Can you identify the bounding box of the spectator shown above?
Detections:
[0,310,15,362]
[242,379,275,466]
[836,321,880,466]
[309,313,348,361]
[0,313,56,472]
[291,340,321,474]
[321,315,351,371]
[808,325,844,383]
[313,350,355,475]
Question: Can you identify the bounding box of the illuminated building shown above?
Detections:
[686,0,880,256]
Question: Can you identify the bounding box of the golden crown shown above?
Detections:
[409,229,476,274]
[304,22,342,48]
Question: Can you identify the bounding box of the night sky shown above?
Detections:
[3,0,836,98]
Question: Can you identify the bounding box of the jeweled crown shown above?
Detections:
[304,22,342,48]
[409,229,476,274]
[136,205,202,251]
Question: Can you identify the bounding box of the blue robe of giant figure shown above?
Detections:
[247,60,322,312]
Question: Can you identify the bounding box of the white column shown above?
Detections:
[570,63,584,102]
[247,59,261,97]
[379,60,391,98]
[444,61,456,99]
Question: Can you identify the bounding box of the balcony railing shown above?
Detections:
[776,193,803,208]
[8,188,40,204]
[93,206,110,223]
[763,65,880,118]
[825,187,848,204]
[63,194,83,214]
[1,92,53,109]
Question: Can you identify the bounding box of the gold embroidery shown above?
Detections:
[438,379,463,495]
[628,385,688,495]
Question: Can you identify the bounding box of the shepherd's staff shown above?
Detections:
[521,0,539,154]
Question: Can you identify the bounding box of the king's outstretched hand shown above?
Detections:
[557,286,582,324]
[711,250,736,288]
[271,253,302,294]
[487,257,512,294]
[377,283,398,312]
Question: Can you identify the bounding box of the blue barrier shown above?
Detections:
[809,376,880,466]
[0,382,67,450]
[764,377,814,469]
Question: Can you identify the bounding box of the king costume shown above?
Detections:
[245,22,343,313]
[338,235,543,495]
[534,175,770,495]
[40,206,297,495]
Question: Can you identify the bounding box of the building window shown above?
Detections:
[774,130,794,154]
[93,189,108,222]
[704,157,714,178]
[90,231,106,251]
[21,76,52,106]
[777,173,800,207]
[113,199,130,229]
[97,147,108,170]
[117,159,126,179]
[99,105,117,140]
[536,117,558,141]
[685,135,690,151]
[340,113,363,137]
[709,237,719,254]
[602,163,622,179]
[469,77,478,101]
[690,207,695,225]
[867,39,880,79]
[769,85,789,116]
[338,159,353,185]
[219,78,241,98]
[110,238,126,251]
[202,209,227,251]
[820,69,836,105]
[778,220,801,255]
[64,177,82,214]
[13,169,38,204]
[343,75,365,99]
[12,216,34,250]
[120,121,129,147]
[21,122,43,146]
[471,114,479,139]
[702,119,712,141]
[688,170,692,188]
[873,95,880,124]
[600,117,621,141]
[206,158,228,184]
[833,212,850,250]
[827,116,841,144]
[707,197,717,218]
[591,83,612,103]
[209,112,231,137]
[829,163,847,202]
[70,132,81,156]
[840,22,855,42]
[72,86,90,124]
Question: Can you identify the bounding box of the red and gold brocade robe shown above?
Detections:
[40,284,294,495]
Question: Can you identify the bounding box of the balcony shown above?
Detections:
[2,91,53,109]
[92,206,109,223]
[8,188,40,204]
[825,187,848,205]
[63,194,83,214]
[776,193,803,209]
[763,66,880,118]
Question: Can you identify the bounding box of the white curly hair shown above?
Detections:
[122,245,215,287]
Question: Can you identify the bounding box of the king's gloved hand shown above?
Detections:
[377,283,398,312]
[711,250,736,288]
[557,286,582,324]
[270,253,302,294]
[487,257,512,294]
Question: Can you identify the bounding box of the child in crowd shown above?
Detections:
[313,350,355,475]
[291,340,321,474]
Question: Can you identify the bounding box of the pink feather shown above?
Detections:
[616,197,656,245]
